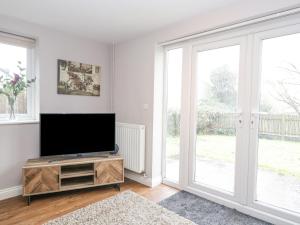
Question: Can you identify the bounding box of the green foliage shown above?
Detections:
[166,66,237,137]
[196,111,235,135]
[196,65,237,135]
[209,65,237,108]
[167,135,300,178]
[167,110,180,137]
[0,61,36,105]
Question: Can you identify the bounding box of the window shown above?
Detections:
[163,48,183,183]
[0,32,36,122]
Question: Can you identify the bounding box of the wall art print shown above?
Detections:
[57,59,100,96]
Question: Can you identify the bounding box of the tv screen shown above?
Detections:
[40,113,115,156]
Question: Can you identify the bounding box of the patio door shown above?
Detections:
[188,37,250,201]
[248,26,300,220]
[162,19,300,224]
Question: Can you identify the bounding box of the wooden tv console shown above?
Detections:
[22,155,124,205]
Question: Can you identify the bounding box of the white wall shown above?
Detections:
[1,0,300,191]
[0,15,112,190]
[113,0,300,182]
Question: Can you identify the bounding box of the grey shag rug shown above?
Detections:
[44,190,195,225]
[159,191,272,225]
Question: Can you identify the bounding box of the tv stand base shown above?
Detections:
[27,196,31,206]
[114,183,121,191]
[23,155,124,205]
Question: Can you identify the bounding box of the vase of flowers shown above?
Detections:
[0,61,36,120]
[7,95,17,120]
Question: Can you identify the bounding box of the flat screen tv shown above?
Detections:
[40,113,115,156]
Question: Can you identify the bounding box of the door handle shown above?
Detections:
[235,111,243,128]
[250,112,260,129]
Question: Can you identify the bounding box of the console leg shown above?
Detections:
[27,196,31,206]
[114,183,120,191]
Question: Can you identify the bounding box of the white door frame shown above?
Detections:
[247,24,300,224]
[188,36,249,203]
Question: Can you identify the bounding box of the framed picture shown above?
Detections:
[57,59,101,96]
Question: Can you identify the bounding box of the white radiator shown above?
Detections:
[116,122,145,173]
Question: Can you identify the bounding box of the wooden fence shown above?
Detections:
[259,114,300,138]
[0,92,27,114]
[199,112,300,139]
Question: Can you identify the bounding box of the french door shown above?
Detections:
[189,37,249,202]
[248,25,300,221]
[162,22,300,224]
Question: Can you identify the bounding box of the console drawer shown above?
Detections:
[95,160,123,184]
[23,166,59,195]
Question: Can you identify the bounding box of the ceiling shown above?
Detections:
[0,0,240,43]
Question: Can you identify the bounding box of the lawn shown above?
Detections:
[166,135,300,178]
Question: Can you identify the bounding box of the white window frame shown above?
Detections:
[161,44,184,189]
[0,32,38,124]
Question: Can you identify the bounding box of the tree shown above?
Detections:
[198,65,237,113]
[197,65,237,135]
[210,65,237,108]
[272,64,300,116]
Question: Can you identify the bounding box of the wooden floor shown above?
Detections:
[0,179,178,225]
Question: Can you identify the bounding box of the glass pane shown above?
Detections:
[0,43,27,114]
[256,33,300,213]
[165,48,183,183]
[194,45,240,193]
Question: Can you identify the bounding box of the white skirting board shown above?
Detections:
[124,170,162,187]
[0,185,22,201]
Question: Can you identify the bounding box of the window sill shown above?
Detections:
[0,120,39,125]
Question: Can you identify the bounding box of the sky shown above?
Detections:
[166,48,182,111]
[261,33,300,114]
[0,43,27,78]
[166,45,240,112]
[196,45,239,110]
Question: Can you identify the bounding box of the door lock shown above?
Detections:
[236,112,243,128]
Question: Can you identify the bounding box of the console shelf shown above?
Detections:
[22,155,124,205]
[61,176,94,191]
[60,170,95,179]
